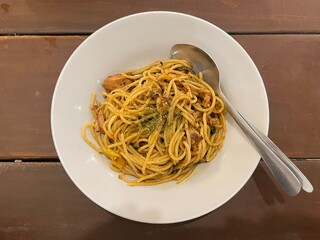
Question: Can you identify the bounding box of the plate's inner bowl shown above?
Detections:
[51,12,268,224]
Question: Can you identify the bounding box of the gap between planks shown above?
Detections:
[0,159,319,163]
[1,32,320,37]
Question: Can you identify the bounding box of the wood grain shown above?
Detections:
[0,161,319,240]
[0,36,84,159]
[1,0,320,34]
[1,35,320,159]
[234,35,320,157]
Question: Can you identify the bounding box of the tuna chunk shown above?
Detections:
[102,74,133,92]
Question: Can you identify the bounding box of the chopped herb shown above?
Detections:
[151,93,159,100]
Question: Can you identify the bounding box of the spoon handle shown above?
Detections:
[220,93,304,196]
[239,114,313,193]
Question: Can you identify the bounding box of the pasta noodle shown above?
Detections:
[82,59,226,186]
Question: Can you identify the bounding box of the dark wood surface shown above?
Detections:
[0,36,84,159]
[1,0,320,34]
[0,1,319,239]
[0,161,319,240]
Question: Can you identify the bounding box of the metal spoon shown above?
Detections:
[170,44,313,196]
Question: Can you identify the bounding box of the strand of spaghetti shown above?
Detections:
[121,73,142,80]
[137,144,149,153]
[126,146,173,173]
[131,155,173,174]
[176,164,197,184]
[147,66,164,81]
[137,173,160,183]
[212,96,225,114]
[142,128,161,175]
[104,90,130,99]
[104,114,117,137]
[118,133,141,177]
[114,118,131,134]
[164,78,179,97]
[123,87,149,106]
[107,132,140,148]
[146,153,171,165]
[104,102,123,116]
[172,132,186,162]
[174,131,187,162]
[82,123,102,153]
[177,104,197,127]
[162,60,189,69]
[157,74,173,82]
[133,112,158,124]
[123,169,183,186]
[89,126,103,151]
[202,112,214,146]
[170,69,190,76]
[198,127,208,162]
[207,116,226,148]
[95,132,109,156]
[112,123,127,142]
[169,63,184,71]
[155,140,164,156]
[181,141,192,167]
[123,99,151,113]
[168,94,190,124]
[168,123,185,164]
[118,108,134,125]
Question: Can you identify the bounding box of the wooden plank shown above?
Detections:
[1,35,320,159]
[234,35,320,157]
[1,0,320,34]
[0,161,319,239]
[0,36,85,159]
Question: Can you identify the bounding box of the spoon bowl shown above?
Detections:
[171,44,221,94]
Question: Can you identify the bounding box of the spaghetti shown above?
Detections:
[82,59,226,186]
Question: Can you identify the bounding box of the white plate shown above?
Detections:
[51,11,269,224]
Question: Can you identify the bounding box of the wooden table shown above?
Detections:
[1,1,319,239]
